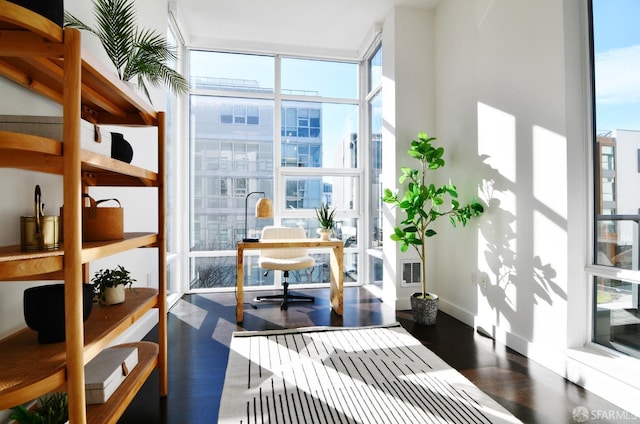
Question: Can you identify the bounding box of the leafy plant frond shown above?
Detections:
[91,265,136,302]
[315,202,337,229]
[10,392,68,424]
[62,12,98,36]
[64,0,188,104]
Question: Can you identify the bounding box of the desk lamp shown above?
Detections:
[243,191,273,242]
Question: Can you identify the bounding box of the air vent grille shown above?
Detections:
[401,261,421,287]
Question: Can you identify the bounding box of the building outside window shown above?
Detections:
[591,0,640,358]
[188,52,359,289]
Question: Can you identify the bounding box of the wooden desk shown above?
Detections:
[236,239,344,323]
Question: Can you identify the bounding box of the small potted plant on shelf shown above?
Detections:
[10,392,69,424]
[315,202,337,241]
[91,265,136,306]
[383,132,484,325]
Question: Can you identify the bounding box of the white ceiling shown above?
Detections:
[172,0,440,59]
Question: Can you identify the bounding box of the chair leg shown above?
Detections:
[281,280,290,310]
[255,270,314,310]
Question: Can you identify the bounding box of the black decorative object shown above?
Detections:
[24,284,94,343]
[7,0,64,27]
[110,132,133,163]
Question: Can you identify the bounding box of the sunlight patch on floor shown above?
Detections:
[169,298,207,330]
[211,317,239,346]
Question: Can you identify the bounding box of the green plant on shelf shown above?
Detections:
[10,392,68,424]
[91,265,136,304]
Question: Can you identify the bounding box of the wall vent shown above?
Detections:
[401,261,421,287]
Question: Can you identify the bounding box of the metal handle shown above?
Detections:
[34,185,42,236]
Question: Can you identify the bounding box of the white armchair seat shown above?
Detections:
[259,255,315,271]
[255,226,315,310]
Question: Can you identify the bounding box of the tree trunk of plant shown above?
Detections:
[421,237,427,298]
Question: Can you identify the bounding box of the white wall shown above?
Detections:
[404,0,637,416]
[435,0,571,353]
[0,0,168,342]
[380,6,436,310]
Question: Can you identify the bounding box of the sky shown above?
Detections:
[189,51,357,98]
[189,51,359,164]
[593,0,640,132]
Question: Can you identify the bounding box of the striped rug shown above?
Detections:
[218,323,522,424]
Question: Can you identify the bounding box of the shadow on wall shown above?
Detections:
[476,157,567,339]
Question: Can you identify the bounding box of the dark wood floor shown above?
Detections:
[119,287,629,423]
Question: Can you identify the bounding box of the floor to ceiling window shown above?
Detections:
[188,52,360,290]
[591,0,640,358]
[366,44,383,288]
[165,22,182,303]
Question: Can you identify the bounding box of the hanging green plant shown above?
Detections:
[64,0,188,104]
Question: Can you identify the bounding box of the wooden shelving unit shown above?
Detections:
[0,2,167,423]
[0,233,158,280]
[0,289,159,411]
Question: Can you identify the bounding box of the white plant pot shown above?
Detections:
[317,228,332,241]
[102,285,125,306]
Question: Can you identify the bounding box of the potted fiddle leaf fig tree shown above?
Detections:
[64,0,188,104]
[383,132,484,325]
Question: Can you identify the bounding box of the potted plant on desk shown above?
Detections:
[315,202,336,240]
[91,265,136,306]
[383,132,484,325]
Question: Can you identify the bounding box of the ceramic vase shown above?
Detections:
[24,283,93,343]
[102,285,126,306]
[410,292,439,326]
[317,228,332,241]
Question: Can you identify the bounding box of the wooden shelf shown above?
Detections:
[0,245,63,280]
[0,289,159,410]
[80,150,157,187]
[0,233,159,280]
[81,233,158,264]
[0,131,158,186]
[0,4,168,422]
[86,342,158,424]
[0,50,157,126]
[0,11,156,127]
[80,289,159,362]
[0,1,63,43]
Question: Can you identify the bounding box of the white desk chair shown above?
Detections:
[255,226,315,310]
